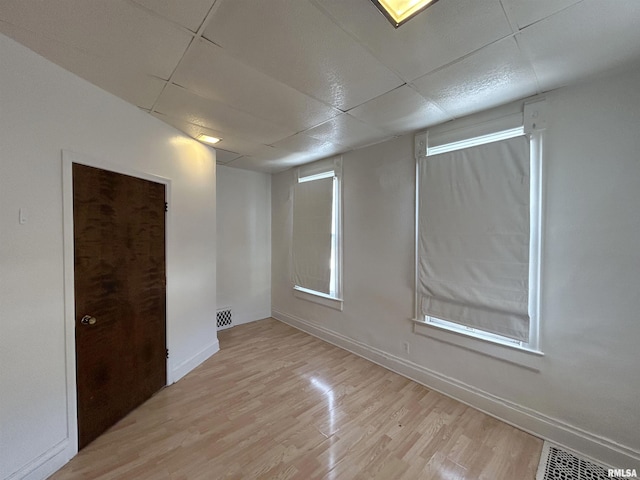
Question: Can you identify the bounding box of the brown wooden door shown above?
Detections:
[73,163,167,449]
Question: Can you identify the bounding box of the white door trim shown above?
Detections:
[61,149,171,457]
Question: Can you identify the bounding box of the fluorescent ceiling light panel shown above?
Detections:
[371,0,438,28]
[197,134,221,145]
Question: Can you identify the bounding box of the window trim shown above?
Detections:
[414,110,545,358]
[293,285,343,311]
[412,317,544,371]
[292,157,343,309]
[427,126,525,155]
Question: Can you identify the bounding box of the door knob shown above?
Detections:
[81,315,97,326]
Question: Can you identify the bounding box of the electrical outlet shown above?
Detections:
[403,342,410,355]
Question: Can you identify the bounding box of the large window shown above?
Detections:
[292,157,342,309]
[416,115,542,352]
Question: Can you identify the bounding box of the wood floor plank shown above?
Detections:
[49,318,542,479]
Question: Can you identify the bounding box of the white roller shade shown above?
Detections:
[292,175,334,295]
[418,135,531,341]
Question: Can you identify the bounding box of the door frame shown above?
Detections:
[61,149,171,454]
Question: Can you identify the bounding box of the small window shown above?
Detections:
[416,126,542,351]
[292,157,342,309]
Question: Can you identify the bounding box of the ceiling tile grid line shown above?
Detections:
[169,0,527,149]
[170,38,343,135]
[180,38,375,121]
[153,112,295,167]
[158,0,584,126]
[154,84,297,145]
[124,0,213,35]
[194,0,220,35]
[2,0,640,171]
[310,0,520,93]
[498,0,522,34]
[0,20,167,110]
[0,0,194,80]
[400,0,607,121]
[501,0,586,30]
[151,112,278,158]
[200,0,406,111]
[137,0,343,151]
[309,0,416,85]
[184,35,362,121]
[145,0,220,115]
[408,35,541,121]
[346,84,453,135]
[405,30,526,86]
[129,0,404,148]
[311,0,515,83]
[517,0,640,94]
[148,39,195,115]
[512,33,542,95]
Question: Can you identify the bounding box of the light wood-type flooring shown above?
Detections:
[50,318,542,479]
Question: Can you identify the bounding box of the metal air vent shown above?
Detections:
[537,443,610,480]
[216,308,233,330]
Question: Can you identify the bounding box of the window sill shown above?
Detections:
[412,319,544,371]
[293,286,343,311]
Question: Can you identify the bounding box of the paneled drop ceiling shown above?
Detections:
[1,0,640,173]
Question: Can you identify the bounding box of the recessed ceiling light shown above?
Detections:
[197,134,221,145]
[370,0,438,28]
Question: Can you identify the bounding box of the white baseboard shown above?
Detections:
[232,313,271,327]
[170,339,220,384]
[272,309,640,469]
[8,341,220,480]
[5,439,73,480]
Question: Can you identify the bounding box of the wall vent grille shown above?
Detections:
[216,308,233,330]
[537,442,609,480]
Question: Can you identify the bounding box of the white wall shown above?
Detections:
[272,67,640,468]
[216,165,271,325]
[0,34,218,480]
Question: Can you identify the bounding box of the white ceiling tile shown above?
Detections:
[412,37,538,118]
[0,20,165,109]
[348,85,452,135]
[151,112,280,159]
[151,112,223,142]
[302,113,394,149]
[0,0,192,79]
[224,156,290,174]
[501,0,583,29]
[313,0,513,82]
[4,0,640,175]
[215,149,243,165]
[85,70,165,111]
[271,132,346,156]
[130,0,215,32]
[154,85,295,145]
[151,112,216,138]
[225,145,314,173]
[202,0,403,110]
[518,0,640,92]
[223,138,343,172]
[250,145,317,164]
[173,39,340,132]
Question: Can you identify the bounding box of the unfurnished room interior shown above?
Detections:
[1,1,639,479]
